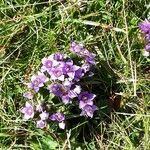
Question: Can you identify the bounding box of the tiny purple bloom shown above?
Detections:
[41,54,59,72]
[82,63,91,73]
[54,52,66,61]
[62,95,71,104]
[85,53,96,65]
[49,67,64,81]
[40,111,49,120]
[62,61,79,79]
[80,48,90,56]
[36,104,43,112]
[74,68,84,81]
[36,120,47,129]
[80,105,98,118]
[41,57,53,72]
[70,42,96,65]
[27,72,48,92]
[23,92,33,99]
[68,85,81,98]
[145,43,150,51]
[63,78,73,87]
[139,19,150,34]
[20,102,34,120]
[49,112,65,122]
[146,33,150,41]
[48,83,65,97]
[70,42,84,55]
[78,91,96,109]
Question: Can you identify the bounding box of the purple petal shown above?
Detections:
[40,111,49,120]
[36,120,47,128]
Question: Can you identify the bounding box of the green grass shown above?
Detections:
[0,0,150,149]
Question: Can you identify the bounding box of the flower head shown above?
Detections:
[68,85,81,98]
[49,112,65,122]
[60,85,81,104]
[27,72,48,92]
[48,83,65,97]
[62,60,79,79]
[74,68,84,81]
[146,33,150,41]
[85,53,96,65]
[39,111,49,120]
[20,102,34,120]
[139,19,150,34]
[70,42,96,65]
[80,105,98,118]
[41,55,59,72]
[36,120,47,128]
[36,104,43,112]
[78,91,96,108]
[82,63,91,73]
[70,42,84,54]
[54,52,66,61]
[49,67,64,81]
[23,92,33,99]
[61,95,71,104]
[41,57,53,72]
[145,43,150,51]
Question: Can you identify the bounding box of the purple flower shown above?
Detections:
[82,63,91,73]
[145,43,150,51]
[146,33,150,41]
[139,19,150,34]
[60,85,81,104]
[62,60,79,79]
[49,112,65,122]
[74,68,84,81]
[36,104,43,112]
[80,49,96,65]
[48,83,65,97]
[36,120,47,128]
[63,78,73,87]
[49,67,64,81]
[80,48,90,56]
[41,57,53,72]
[78,91,96,109]
[68,85,81,98]
[27,72,48,92]
[70,42,84,55]
[50,113,65,129]
[23,92,33,99]
[80,105,98,118]
[70,42,96,65]
[54,52,66,61]
[39,111,49,120]
[20,102,34,120]
[41,55,59,72]
[85,53,96,65]
[62,95,71,104]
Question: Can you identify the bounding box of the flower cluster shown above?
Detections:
[20,42,97,129]
[139,19,150,56]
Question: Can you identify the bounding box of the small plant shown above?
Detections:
[139,19,150,56]
[20,42,97,129]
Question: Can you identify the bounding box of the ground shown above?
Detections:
[0,0,150,149]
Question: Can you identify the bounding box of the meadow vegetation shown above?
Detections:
[0,0,150,149]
